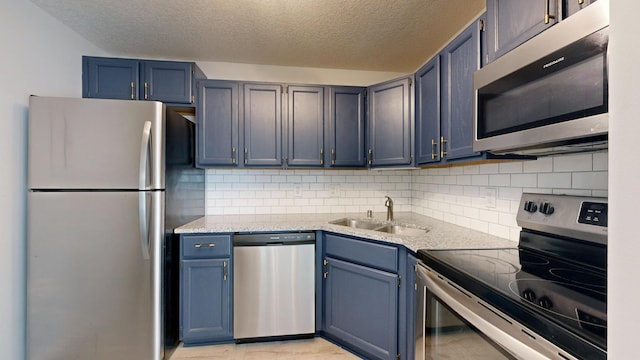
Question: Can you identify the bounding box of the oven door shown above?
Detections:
[415,263,572,360]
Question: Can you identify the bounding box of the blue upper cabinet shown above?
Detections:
[83,57,139,100]
[367,78,413,167]
[239,83,331,168]
[415,18,482,165]
[440,19,481,161]
[564,0,597,17]
[328,87,366,167]
[415,56,441,165]
[286,85,325,167]
[196,80,239,167]
[142,60,195,104]
[242,83,283,167]
[82,56,204,105]
[486,0,559,63]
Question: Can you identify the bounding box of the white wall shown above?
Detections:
[0,1,106,358]
[608,0,638,357]
[196,61,406,86]
[205,168,413,215]
[204,153,608,243]
[412,152,608,241]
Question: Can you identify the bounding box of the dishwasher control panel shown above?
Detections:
[234,232,316,246]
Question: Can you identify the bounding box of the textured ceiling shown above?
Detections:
[30,0,485,73]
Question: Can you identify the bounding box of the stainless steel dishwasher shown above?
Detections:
[233,232,315,341]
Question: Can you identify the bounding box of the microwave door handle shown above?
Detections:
[421,268,550,360]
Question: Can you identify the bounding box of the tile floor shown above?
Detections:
[168,337,362,359]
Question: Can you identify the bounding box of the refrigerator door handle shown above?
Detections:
[139,121,152,190]
[139,192,151,260]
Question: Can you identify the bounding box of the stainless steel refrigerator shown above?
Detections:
[27,96,204,360]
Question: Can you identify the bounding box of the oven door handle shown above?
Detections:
[420,266,561,360]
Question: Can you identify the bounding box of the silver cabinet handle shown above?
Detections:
[223,261,228,281]
[144,82,149,100]
[368,149,373,165]
[320,148,324,165]
[431,139,437,160]
[331,148,335,165]
[232,147,237,164]
[130,81,135,100]
[194,243,216,248]
[440,136,448,158]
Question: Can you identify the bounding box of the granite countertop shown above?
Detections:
[175,212,516,253]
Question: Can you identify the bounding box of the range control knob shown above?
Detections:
[522,289,536,302]
[523,201,538,213]
[538,296,553,309]
[539,202,554,215]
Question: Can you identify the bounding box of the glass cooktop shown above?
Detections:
[418,245,606,360]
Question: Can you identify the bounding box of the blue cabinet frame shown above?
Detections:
[196,80,239,167]
[486,0,558,63]
[286,85,326,167]
[321,233,402,360]
[328,86,366,167]
[83,56,202,105]
[179,234,233,345]
[367,78,413,167]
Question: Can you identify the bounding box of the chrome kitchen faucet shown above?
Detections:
[385,196,394,221]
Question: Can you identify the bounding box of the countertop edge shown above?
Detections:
[174,212,517,253]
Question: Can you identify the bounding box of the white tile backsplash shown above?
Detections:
[204,152,608,242]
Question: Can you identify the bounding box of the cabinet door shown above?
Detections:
[324,257,398,360]
[142,60,193,104]
[415,56,441,165]
[564,0,596,17]
[328,87,366,167]
[405,254,417,360]
[287,85,325,167]
[242,83,283,166]
[196,80,239,167]
[368,78,412,167]
[180,259,232,344]
[441,20,481,160]
[83,56,139,100]
[486,0,558,62]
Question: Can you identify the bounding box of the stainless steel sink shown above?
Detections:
[374,224,429,236]
[329,218,381,230]
[329,217,429,236]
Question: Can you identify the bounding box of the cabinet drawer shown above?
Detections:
[324,233,398,273]
[181,234,231,259]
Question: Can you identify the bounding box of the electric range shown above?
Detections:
[417,193,607,359]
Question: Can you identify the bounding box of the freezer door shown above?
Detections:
[28,96,165,190]
[27,191,164,360]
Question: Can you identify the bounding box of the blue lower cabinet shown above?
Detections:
[405,254,418,360]
[180,234,233,345]
[323,236,400,360]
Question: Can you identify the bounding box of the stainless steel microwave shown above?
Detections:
[473,0,609,156]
